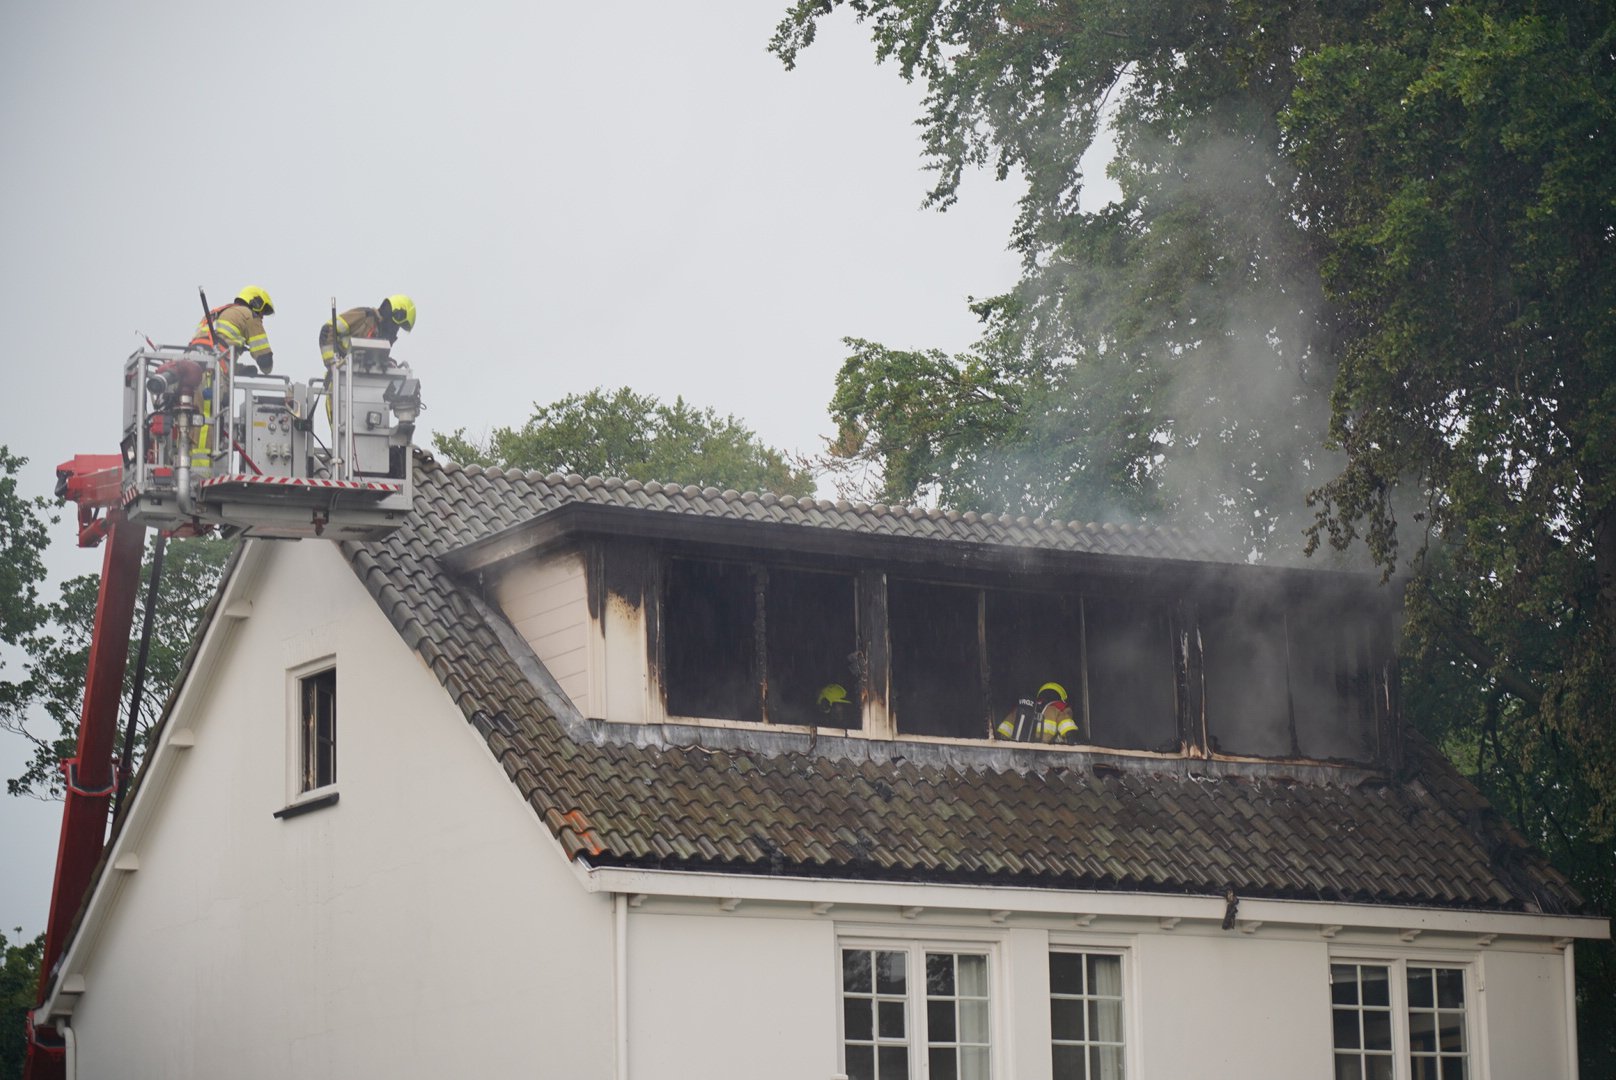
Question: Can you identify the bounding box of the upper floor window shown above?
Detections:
[664,557,858,727]
[299,668,336,792]
[1050,951,1126,1080]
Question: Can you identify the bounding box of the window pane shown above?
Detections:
[929,1048,958,1080]
[879,1000,906,1040]
[845,1045,874,1080]
[1409,1010,1436,1054]
[889,580,985,738]
[844,950,872,993]
[1333,1009,1360,1050]
[959,1045,990,1080]
[1087,1001,1121,1045]
[1363,1009,1392,1051]
[1051,999,1084,1041]
[956,954,989,997]
[1334,1056,1364,1080]
[1053,1044,1087,1080]
[877,1045,908,1080]
[1438,1011,1465,1053]
[765,568,858,728]
[1331,965,1359,1005]
[844,998,873,1042]
[1435,969,1465,1009]
[959,1000,990,1044]
[1411,1059,1438,1080]
[1366,1055,1393,1080]
[1361,965,1390,1007]
[1085,596,1178,751]
[665,558,758,721]
[927,953,955,996]
[928,999,956,1043]
[1440,1057,1467,1080]
[1050,953,1084,995]
[1091,1044,1122,1080]
[877,951,907,995]
[1087,955,1122,997]
[1407,967,1434,1008]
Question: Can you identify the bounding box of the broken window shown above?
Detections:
[1084,597,1179,752]
[984,588,1083,740]
[766,567,859,728]
[1290,600,1378,762]
[889,579,987,738]
[1200,599,1295,757]
[665,558,759,721]
[663,557,859,727]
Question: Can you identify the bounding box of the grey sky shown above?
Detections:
[0,2,1117,938]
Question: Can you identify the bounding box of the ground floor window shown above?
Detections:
[840,944,993,1080]
[1050,951,1125,1079]
[1331,960,1469,1080]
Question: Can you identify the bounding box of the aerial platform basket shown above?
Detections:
[119,339,421,541]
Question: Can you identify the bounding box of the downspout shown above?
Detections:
[62,1020,74,1080]
[615,892,628,1080]
[1564,942,1579,1080]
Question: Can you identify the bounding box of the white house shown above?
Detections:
[32,453,1608,1079]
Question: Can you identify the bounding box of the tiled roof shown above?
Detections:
[416,460,1231,564]
[338,453,1584,914]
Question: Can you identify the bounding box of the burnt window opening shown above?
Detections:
[1200,596,1379,763]
[663,557,858,727]
[299,668,337,793]
[984,588,1083,740]
[889,579,988,738]
[1083,597,1179,752]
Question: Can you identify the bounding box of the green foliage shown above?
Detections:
[432,387,814,498]
[0,928,43,1080]
[2,536,232,800]
[0,449,58,743]
[779,1,1616,1064]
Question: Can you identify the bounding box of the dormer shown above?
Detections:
[445,475,1399,773]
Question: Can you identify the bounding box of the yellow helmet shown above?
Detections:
[817,683,850,711]
[381,294,416,332]
[1036,681,1068,704]
[235,285,274,316]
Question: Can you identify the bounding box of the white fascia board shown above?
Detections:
[38,541,270,1022]
[578,865,1610,943]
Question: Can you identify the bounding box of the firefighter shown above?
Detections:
[995,681,1080,744]
[319,294,417,364]
[192,285,276,375]
[817,683,855,726]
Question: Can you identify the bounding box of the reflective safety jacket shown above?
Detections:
[995,699,1080,744]
[319,306,396,363]
[191,303,273,373]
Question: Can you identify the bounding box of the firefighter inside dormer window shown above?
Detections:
[995,681,1081,744]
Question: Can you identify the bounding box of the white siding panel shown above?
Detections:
[1482,948,1570,1079]
[493,551,592,716]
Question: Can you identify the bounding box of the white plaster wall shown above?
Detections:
[1134,930,1332,1079]
[626,911,838,1080]
[65,540,616,1080]
[1481,947,1570,1079]
[494,550,592,715]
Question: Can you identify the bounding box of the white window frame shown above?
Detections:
[285,656,338,803]
[837,934,1004,1080]
[1048,946,1130,1080]
[1329,951,1484,1080]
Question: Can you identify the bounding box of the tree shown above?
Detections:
[433,387,814,498]
[0,448,58,748]
[775,0,1615,1064]
[0,929,43,1080]
[3,535,232,800]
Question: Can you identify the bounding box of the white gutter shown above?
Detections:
[1564,942,1579,1080]
[576,864,1610,942]
[614,892,628,1080]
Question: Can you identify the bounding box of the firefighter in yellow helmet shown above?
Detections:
[319,294,417,364]
[191,285,275,375]
[995,682,1081,744]
[817,683,854,727]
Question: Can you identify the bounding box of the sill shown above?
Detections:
[273,789,340,820]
